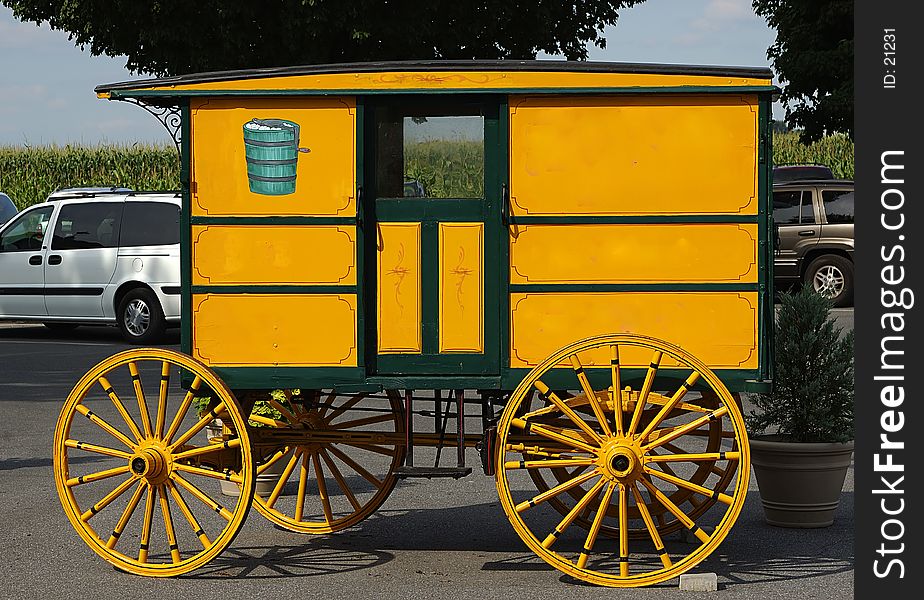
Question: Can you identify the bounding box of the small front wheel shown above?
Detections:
[117,288,166,344]
[53,348,255,576]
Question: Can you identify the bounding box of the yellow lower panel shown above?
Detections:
[510,224,757,284]
[377,223,421,353]
[192,225,355,285]
[509,292,758,369]
[193,294,357,366]
[439,223,484,353]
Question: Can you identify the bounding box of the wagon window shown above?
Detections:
[772,190,802,225]
[375,107,484,199]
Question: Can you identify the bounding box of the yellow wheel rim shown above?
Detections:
[53,348,254,577]
[495,334,749,587]
[250,390,405,534]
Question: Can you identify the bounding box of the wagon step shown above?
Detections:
[394,466,472,479]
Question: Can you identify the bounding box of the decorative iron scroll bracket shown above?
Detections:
[119,97,182,154]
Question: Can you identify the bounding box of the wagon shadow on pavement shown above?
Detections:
[186,542,395,579]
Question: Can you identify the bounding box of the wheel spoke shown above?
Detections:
[66,465,131,487]
[312,452,334,524]
[317,390,340,419]
[155,361,170,439]
[294,451,310,522]
[265,450,302,509]
[163,375,203,444]
[249,414,288,428]
[339,442,397,457]
[647,451,740,463]
[511,418,599,454]
[106,481,146,549]
[256,447,291,475]
[327,444,383,488]
[172,474,233,521]
[166,481,210,549]
[504,458,595,470]
[642,407,729,452]
[610,345,624,436]
[268,398,299,424]
[138,484,156,563]
[644,467,734,505]
[576,481,616,569]
[541,476,606,549]
[169,401,226,450]
[64,439,133,460]
[99,376,143,442]
[618,483,629,577]
[331,413,395,430]
[173,462,243,485]
[158,485,182,563]
[320,448,361,511]
[631,483,672,569]
[627,350,662,437]
[534,380,604,444]
[172,438,242,461]
[74,404,136,450]
[638,477,711,543]
[324,393,363,422]
[638,371,701,440]
[569,355,613,437]
[80,475,138,522]
[514,469,599,513]
[127,361,154,439]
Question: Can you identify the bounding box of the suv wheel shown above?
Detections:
[117,288,166,344]
[804,255,853,308]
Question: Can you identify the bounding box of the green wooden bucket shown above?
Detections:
[242,118,309,195]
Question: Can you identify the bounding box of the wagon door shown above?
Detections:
[367,98,503,375]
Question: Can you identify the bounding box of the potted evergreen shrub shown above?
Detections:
[746,286,854,527]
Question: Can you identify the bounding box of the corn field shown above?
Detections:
[1,132,853,210]
[772,132,854,179]
[0,145,180,210]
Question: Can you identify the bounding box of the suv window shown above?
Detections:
[51,202,123,250]
[0,206,54,251]
[120,202,180,246]
[772,190,802,225]
[822,190,854,224]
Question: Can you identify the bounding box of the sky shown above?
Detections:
[0,0,778,146]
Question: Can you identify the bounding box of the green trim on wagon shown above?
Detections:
[180,100,192,356]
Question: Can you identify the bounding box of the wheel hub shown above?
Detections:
[599,439,643,482]
[130,442,172,485]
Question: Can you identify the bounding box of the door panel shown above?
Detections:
[0,206,53,317]
[438,223,484,353]
[376,223,422,354]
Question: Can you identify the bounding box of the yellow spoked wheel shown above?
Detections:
[525,391,739,539]
[250,391,405,534]
[495,334,749,587]
[53,348,254,577]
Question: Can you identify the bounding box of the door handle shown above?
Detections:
[29,255,42,266]
[48,254,62,265]
[798,230,816,237]
[501,183,510,227]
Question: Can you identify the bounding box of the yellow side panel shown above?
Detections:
[193,294,357,367]
[190,97,355,216]
[439,223,484,353]
[509,292,758,369]
[509,95,758,215]
[510,224,757,284]
[191,225,355,285]
[377,223,422,353]
[147,71,771,93]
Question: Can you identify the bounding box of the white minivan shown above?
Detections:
[0,190,181,343]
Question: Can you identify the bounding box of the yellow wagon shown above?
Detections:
[54,61,776,586]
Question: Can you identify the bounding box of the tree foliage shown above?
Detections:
[3,1,643,77]
[752,0,853,142]
[746,287,854,443]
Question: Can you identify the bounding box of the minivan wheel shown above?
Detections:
[804,255,853,307]
[117,288,166,344]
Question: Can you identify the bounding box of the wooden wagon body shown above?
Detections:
[54,61,776,586]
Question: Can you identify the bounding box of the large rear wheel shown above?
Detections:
[495,333,749,587]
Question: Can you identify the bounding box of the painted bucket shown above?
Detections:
[242,118,309,196]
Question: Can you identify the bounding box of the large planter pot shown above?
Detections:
[220,450,290,498]
[749,435,854,528]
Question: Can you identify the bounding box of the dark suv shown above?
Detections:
[773,179,854,307]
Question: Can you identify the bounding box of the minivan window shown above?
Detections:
[51,202,123,250]
[772,190,802,225]
[120,202,180,247]
[0,206,54,251]
[822,190,854,224]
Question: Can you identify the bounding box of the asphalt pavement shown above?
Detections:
[0,315,854,599]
